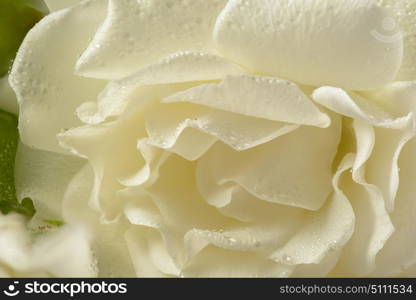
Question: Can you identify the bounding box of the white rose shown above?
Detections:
[6,0,416,277]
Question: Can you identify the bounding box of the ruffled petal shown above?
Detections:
[214,0,402,90]
[164,75,330,127]
[366,125,414,211]
[110,52,246,87]
[312,86,413,129]
[78,80,201,125]
[125,227,177,277]
[269,154,355,266]
[122,155,235,274]
[372,138,416,275]
[57,111,147,220]
[292,250,342,277]
[14,142,85,225]
[333,121,394,276]
[75,0,228,80]
[81,52,246,124]
[181,246,292,278]
[201,185,304,223]
[119,140,170,187]
[62,164,136,277]
[9,0,108,152]
[145,102,299,153]
[196,115,341,210]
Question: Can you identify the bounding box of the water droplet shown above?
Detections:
[282,254,292,263]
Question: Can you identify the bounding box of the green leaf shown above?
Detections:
[0,108,35,217]
[0,0,46,76]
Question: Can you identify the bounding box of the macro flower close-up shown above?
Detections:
[0,0,416,278]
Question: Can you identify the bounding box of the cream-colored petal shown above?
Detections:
[44,0,82,11]
[83,51,246,124]
[214,0,402,90]
[376,0,416,80]
[132,155,231,230]
[313,87,413,129]
[269,154,355,266]
[181,246,293,278]
[366,125,414,211]
[333,121,394,276]
[58,109,149,220]
[182,210,305,259]
[79,80,200,125]
[357,82,416,211]
[164,75,330,127]
[125,227,175,277]
[62,164,136,277]
[119,139,170,187]
[145,102,299,153]
[109,52,246,88]
[75,0,228,80]
[197,115,341,211]
[372,138,416,276]
[362,81,416,117]
[9,0,108,153]
[292,250,342,277]
[213,185,305,223]
[397,263,416,277]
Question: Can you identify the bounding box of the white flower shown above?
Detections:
[6,0,416,277]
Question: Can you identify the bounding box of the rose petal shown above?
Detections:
[292,250,342,277]
[312,86,413,129]
[196,115,341,211]
[181,246,293,278]
[163,75,330,127]
[269,154,355,265]
[112,52,246,87]
[62,165,136,277]
[145,102,299,153]
[125,227,178,277]
[372,138,416,275]
[203,184,305,224]
[79,52,246,125]
[75,0,228,80]
[119,140,170,187]
[333,121,394,276]
[214,0,402,90]
[44,0,82,11]
[376,0,416,80]
[9,0,108,153]
[58,109,149,220]
[366,125,414,211]
[362,81,416,117]
[122,155,235,274]
[14,142,85,224]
